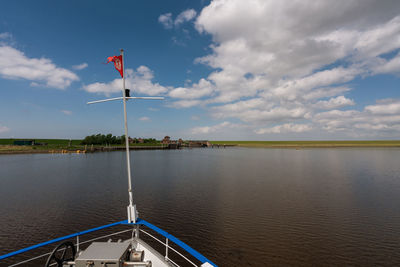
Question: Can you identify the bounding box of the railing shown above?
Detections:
[0,219,217,267]
[134,219,215,266]
[139,228,197,267]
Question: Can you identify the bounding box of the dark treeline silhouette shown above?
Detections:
[81,134,124,145]
[81,134,159,145]
[130,138,158,143]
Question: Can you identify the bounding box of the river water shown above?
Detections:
[1,148,400,266]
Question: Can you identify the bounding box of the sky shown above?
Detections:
[1,0,400,140]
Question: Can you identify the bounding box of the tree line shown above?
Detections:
[81,134,159,145]
[81,134,124,145]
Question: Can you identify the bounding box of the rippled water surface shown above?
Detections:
[1,148,400,266]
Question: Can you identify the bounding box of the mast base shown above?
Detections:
[127,204,138,223]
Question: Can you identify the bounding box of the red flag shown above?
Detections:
[106,55,124,78]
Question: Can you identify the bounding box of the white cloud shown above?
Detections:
[0,45,79,89]
[365,99,400,115]
[193,0,400,98]
[213,103,311,123]
[373,53,400,74]
[175,9,197,26]
[61,110,72,115]
[314,96,355,110]
[269,67,361,101]
[213,98,266,113]
[168,99,202,108]
[171,0,400,138]
[168,78,213,99]
[302,86,352,101]
[191,121,242,134]
[98,2,400,138]
[0,124,10,133]
[312,99,400,135]
[158,13,173,29]
[139,116,150,121]
[83,66,168,96]
[255,123,312,134]
[0,32,12,40]
[72,62,88,70]
[159,9,197,29]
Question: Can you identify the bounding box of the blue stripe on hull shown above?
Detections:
[0,219,217,266]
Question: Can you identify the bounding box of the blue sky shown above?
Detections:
[1,0,400,140]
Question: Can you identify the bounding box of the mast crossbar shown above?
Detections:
[87,96,164,105]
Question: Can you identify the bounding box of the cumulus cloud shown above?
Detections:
[181,0,400,138]
[212,102,311,123]
[168,99,202,108]
[255,123,312,134]
[139,116,150,121]
[0,32,12,40]
[373,53,400,74]
[174,9,197,26]
[313,99,400,135]
[313,96,355,110]
[83,66,168,96]
[0,45,79,89]
[365,99,400,115]
[168,78,213,99]
[97,1,400,138]
[0,124,10,133]
[158,13,173,29]
[159,9,197,29]
[72,62,88,70]
[191,121,242,134]
[194,1,400,82]
[61,110,72,115]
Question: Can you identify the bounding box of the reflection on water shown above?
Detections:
[1,148,400,266]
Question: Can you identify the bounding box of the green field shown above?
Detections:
[210,140,400,147]
[0,138,82,145]
[0,138,164,154]
[0,139,162,146]
[2,139,400,154]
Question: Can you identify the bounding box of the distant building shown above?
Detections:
[188,140,208,147]
[138,138,144,144]
[162,136,171,144]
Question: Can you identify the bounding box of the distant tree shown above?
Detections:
[81,133,125,145]
[81,134,161,145]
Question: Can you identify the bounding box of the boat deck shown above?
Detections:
[134,238,174,267]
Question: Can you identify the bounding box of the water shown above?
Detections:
[1,148,400,266]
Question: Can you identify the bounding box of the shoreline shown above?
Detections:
[235,144,400,148]
[2,141,400,154]
[211,140,400,148]
[0,145,171,155]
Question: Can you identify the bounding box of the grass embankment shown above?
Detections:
[0,139,163,154]
[0,139,82,145]
[210,140,400,148]
[0,139,83,154]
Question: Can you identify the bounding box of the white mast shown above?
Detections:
[87,49,163,223]
[121,49,136,223]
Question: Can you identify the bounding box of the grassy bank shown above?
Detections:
[0,138,164,154]
[0,139,82,145]
[210,140,400,148]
